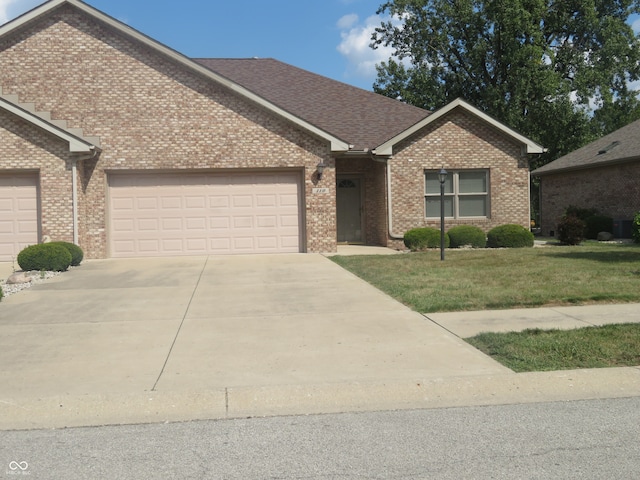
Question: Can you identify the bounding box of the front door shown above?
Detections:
[336,176,363,243]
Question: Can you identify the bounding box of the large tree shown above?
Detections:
[371,0,640,166]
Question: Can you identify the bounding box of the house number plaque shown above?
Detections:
[312,188,329,194]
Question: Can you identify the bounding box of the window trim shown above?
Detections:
[424,169,490,219]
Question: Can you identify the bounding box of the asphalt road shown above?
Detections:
[1,397,639,479]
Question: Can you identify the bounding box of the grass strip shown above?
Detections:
[330,242,640,312]
[465,323,640,372]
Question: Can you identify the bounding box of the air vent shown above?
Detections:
[598,141,620,155]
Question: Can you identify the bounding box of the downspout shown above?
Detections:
[72,147,98,245]
[371,155,403,240]
[72,158,78,245]
[386,160,404,239]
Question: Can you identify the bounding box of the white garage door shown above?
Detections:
[0,174,39,261]
[108,172,303,257]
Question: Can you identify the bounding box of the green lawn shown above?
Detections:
[330,242,640,313]
[465,323,640,372]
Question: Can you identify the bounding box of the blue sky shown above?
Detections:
[2,1,640,93]
[0,0,393,90]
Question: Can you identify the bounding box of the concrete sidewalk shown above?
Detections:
[0,254,639,430]
[427,303,640,338]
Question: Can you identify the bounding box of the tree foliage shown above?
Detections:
[371,0,640,166]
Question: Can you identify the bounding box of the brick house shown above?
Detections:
[0,0,543,260]
[532,118,640,238]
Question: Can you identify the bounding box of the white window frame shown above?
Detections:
[424,170,490,219]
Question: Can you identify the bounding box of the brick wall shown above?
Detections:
[538,162,640,237]
[386,110,531,248]
[0,109,75,243]
[0,6,336,257]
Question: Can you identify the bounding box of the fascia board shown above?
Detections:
[0,97,96,153]
[374,98,545,156]
[0,0,350,153]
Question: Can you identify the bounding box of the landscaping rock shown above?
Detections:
[597,231,615,241]
[6,272,32,285]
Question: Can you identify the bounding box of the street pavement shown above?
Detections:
[2,397,639,479]
[0,248,639,430]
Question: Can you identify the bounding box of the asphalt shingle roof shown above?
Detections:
[532,118,640,176]
[194,58,431,151]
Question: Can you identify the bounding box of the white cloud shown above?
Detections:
[337,13,359,30]
[0,0,15,24]
[0,0,41,25]
[336,13,397,83]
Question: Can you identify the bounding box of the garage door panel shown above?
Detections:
[109,172,302,256]
[138,197,159,210]
[0,174,39,261]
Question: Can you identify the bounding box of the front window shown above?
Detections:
[425,170,489,218]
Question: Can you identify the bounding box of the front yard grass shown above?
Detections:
[465,323,640,372]
[330,242,640,313]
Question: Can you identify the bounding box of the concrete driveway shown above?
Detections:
[1,254,508,394]
[0,253,521,428]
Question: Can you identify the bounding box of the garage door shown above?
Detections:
[0,174,39,261]
[108,172,303,257]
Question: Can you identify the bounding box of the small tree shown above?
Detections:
[557,215,586,245]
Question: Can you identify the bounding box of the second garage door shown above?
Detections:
[109,171,303,257]
[0,174,39,261]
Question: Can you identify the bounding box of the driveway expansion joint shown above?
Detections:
[151,256,209,392]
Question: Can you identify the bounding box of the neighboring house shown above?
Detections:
[532,119,640,238]
[0,0,544,260]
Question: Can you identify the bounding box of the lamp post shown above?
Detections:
[438,168,447,261]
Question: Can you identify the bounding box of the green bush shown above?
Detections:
[447,225,486,248]
[565,205,598,222]
[17,243,72,272]
[51,241,83,266]
[0,285,3,302]
[584,214,613,240]
[633,211,640,244]
[404,227,450,251]
[487,224,534,248]
[557,215,586,245]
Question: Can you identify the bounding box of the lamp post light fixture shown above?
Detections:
[438,168,448,261]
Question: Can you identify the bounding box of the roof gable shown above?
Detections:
[532,118,640,176]
[0,0,350,152]
[0,94,97,153]
[374,98,545,156]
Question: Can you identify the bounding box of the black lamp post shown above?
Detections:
[438,168,448,261]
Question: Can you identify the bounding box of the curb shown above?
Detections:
[2,367,639,431]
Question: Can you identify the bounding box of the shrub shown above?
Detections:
[447,225,486,248]
[633,211,640,244]
[17,243,72,272]
[51,241,83,266]
[403,227,450,251]
[487,224,534,248]
[565,205,598,222]
[0,285,3,302]
[557,215,586,245]
[584,214,613,240]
